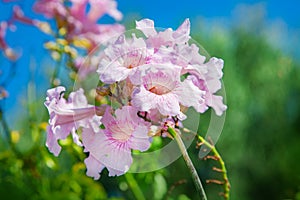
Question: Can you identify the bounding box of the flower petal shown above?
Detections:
[45,125,61,156]
[136,19,157,37]
[84,154,105,180]
[175,78,205,112]
[128,126,151,151]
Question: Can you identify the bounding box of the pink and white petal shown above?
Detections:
[136,19,157,37]
[46,86,65,101]
[206,78,222,94]
[131,87,158,112]
[101,107,115,128]
[104,145,133,176]
[205,57,224,93]
[46,125,61,156]
[88,0,122,22]
[207,95,227,116]
[175,78,205,112]
[71,129,82,146]
[91,135,132,176]
[82,127,133,175]
[82,127,98,150]
[129,126,151,151]
[68,88,88,107]
[98,61,132,83]
[147,29,173,48]
[84,154,105,180]
[207,57,224,79]
[115,105,138,122]
[157,93,181,116]
[173,18,190,44]
[86,115,102,133]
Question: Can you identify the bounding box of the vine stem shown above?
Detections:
[167,127,207,200]
[124,173,146,200]
[182,128,230,200]
[196,134,230,199]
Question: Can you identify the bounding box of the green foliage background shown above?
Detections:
[1,15,300,200]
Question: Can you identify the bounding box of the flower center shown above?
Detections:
[148,85,171,95]
[110,122,133,142]
[127,64,133,69]
[124,51,146,69]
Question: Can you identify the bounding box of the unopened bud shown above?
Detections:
[52,78,61,86]
[44,41,58,51]
[34,21,52,34]
[4,48,18,61]
[58,27,67,36]
[72,37,92,49]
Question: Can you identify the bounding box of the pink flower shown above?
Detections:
[44,86,103,156]
[82,106,151,179]
[33,0,67,19]
[131,64,205,118]
[97,34,150,83]
[67,0,124,48]
[33,0,124,51]
[69,0,122,24]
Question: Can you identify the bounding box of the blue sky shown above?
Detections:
[0,0,299,121]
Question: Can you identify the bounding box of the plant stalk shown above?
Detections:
[168,127,207,200]
[124,173,146,200]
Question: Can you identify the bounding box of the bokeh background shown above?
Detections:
[0,0,299,199]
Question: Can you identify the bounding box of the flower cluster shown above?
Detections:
[5,0,124,81]
[33,0,124,52]
[98,18,227,116]
[44,18,227,180]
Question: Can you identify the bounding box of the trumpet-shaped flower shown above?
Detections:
[67,0,123,43]
[82,106,151,179]
[33,0,124,51]
[45,86,103,156]
[97,34,150,83]
[131,64,205,118]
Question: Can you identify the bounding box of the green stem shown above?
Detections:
[196,134,230,200]
[168,127,207,200]
[124,173,146,200]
